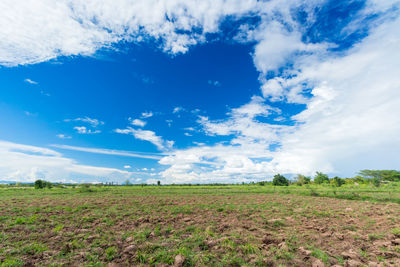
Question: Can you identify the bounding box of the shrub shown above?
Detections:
[332,176,345,187]
[272,174,289,186]
[34,180,52,189]
[295,174,311,186]
[314,172,329,184]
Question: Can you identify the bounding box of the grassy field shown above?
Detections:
[1,184,399,266]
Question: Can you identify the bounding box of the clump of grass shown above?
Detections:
[53,224,64,233]
[391,228,400,237]
[368,233,383,241]
[0,258,24,267]
[310,247,330,265]
[105,246,117,261]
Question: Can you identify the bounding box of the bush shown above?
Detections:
[272,174,289,186]
[332,176,345,187]
[314,172,329,184]
[34,180,52,189]
[295,174,311,186]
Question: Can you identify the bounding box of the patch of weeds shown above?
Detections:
[368,233,383,241]
[105,246,117,261]
[391,227,400,237]
[135,228,152,242]
[136,250,148,264]
[310,247,330,265]
[53,224,64,233]
[14,215,37,225]
[0,258,24,267]
[216,207,225,212]
[185,225,196,233]
[150,249,174,265]
[21,242,48,255]
[333,255,345,265]
[240,243,259,255]
[271,246,294,260]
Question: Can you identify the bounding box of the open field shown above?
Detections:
[1,184,399,266]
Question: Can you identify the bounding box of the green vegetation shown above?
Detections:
[272,174,289,186]
[0,170,399,266]
[314,172,330,184]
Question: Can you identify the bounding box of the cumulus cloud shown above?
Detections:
[159,12,400,183]
[115,127,174,151]
[141,112,153,118]
[2,0,400,183]
[73,126,100,134]
[129,118,146,127]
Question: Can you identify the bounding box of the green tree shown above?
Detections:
[34,180,44,189]
[359,170,400,181]
[332,176,345,187]
[295,174,311,186]
[314,172,330,184]
[157,180,161,186]
[272,174,289,186]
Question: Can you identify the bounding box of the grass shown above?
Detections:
[0,183,399,266]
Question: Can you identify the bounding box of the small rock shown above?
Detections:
[312,258,325,267]
[278,242,288,250]
[335,233,345,240]
[345,208,353,212]
[391,238,400,245]
[344,259,362,267]
[125,236,134,243]
[262,235,277,245]
[298,246,312,256]
[322,231,333,237]
[341,249,359,260]
[174,254,185,267]
[182,217,191,222]
[123,245,137,254]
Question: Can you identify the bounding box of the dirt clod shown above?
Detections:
[174,254,185,267]
[311,258,325,267]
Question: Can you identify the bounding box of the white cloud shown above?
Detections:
[56,134,71,139]
[51,144,163,160]
[129,118,146,127]
[115,127,174,151]
[73,126,100,134]
[24,78,38,85]
[173,106,184,114]
[0,140,133,183]
[124,165,131,169]
[159,12,400,183]
[65,117,104,127]
[0,0,259,66]
[141,112,153,118]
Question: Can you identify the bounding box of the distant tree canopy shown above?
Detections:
[314,172,330,184]
[34,179,52,189]
[359,170,400,181]
[295,174,311,186]
[272,174,289,186]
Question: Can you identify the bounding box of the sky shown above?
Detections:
[0,0,399,184]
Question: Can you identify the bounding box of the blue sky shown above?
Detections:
[1,0,399,184]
